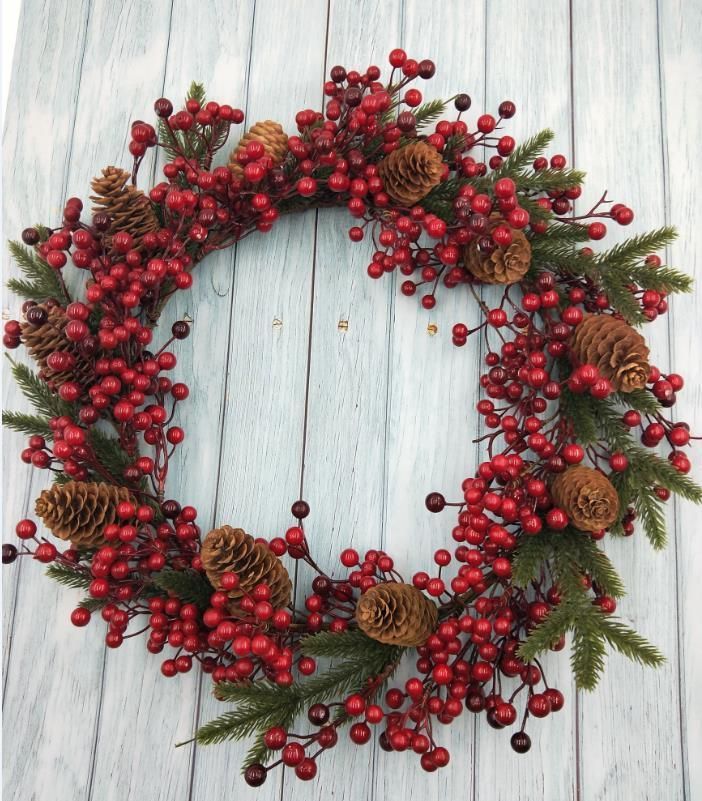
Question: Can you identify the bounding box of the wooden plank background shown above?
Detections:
[2,1,700,799]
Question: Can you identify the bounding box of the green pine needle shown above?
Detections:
[594,227,677,268]
[197,633,402,769]
[2,410,54,439]
[46,563,92,590]
[413,98,448,130]
[571,624,607,691]
[597,618,665,667]
[6,357,75,419]
[634,487,668,549]
[7,240,69,303]
[151,569,213,610]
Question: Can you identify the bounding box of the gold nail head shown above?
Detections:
[427,323,438,336]
[338,320,349,331]
[272,317,283,329]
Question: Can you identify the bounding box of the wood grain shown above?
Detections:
[572,2,683,800]
[2,0,699,799]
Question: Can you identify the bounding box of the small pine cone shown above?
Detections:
[464,223,532,285]
[571,314,650,393]
[550,466,620,532]
[20,305,92,389]
[378,141,444,207]
[21,305,67,367]
[35,481,134,549]
[228,121,289,177]
[355,582,438,647]
[201,525,292,609]
[90,167,159,249]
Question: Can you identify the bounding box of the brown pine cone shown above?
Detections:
[228,120,289,177]
[355,582,438,647]
[90,167,159,249]
[21,304,93,389]
[201,525,292,609]
[35,481,135,549]
[378,141,443,206]
[464,223,532,285]
[571,314,650,393]
[550,466,620,532]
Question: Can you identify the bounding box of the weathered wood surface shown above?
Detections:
[2,1,699,799]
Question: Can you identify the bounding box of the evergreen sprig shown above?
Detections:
[519,559,663,689]
[151,569,214,610]
[7,358,75,419]
[87,428,133,481]
[413,98,448,130]
[6,240,70,303]
[158,81,208,165]
[46,563,92,590]
[1,410,54,439]
[196,631,402,769]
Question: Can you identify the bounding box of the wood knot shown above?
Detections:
[272,317,283,329]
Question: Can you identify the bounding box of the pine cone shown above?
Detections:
[90,167,159,249]
[21,304,93,389]
[550,466,620,532]
[35,481,134,549]
[571,314,650,393]
[464,223,532,285]
[228,120,289,177]
[378,141,443,207]
[355,582,438,647]
[201,525,292,609]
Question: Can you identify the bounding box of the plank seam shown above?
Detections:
[654,0,688,797]
[187,3,259,798]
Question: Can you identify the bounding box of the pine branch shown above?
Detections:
[559,387,599,445]
[198,633,403,767]
[87,428,133,480]
[7,357,75,419]
[46,563,92,590]
[617,389,660,415]
[555,530,626,598]
[598,271,646,325]
[511,535,551,588]
[7,240,69,303]
[597,618,665,667]
[532,221,591,246]
[151,569,213,610]
[625,446,702,503]
[626,264,693,294]
[494,129,555,175]
[413,98,448,130]
[633,486,668,549]
[300,629,390,658]
[571,624,607,691]
[78,596,109,612]
[518,599,577,662]
[515,168,586,193]
[594,227,677,269]
[421,177,466,220]
[2,410,53,439]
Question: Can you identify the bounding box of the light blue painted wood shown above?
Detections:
[2,1,699,799]
[659,1,702,799]
[572,2,684,800]
[85,3,256,800]
[474,3,578,800]
[188,3,330,800]
[287,3,404,798]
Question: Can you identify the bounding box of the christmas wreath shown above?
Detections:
[3,49,701,787]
